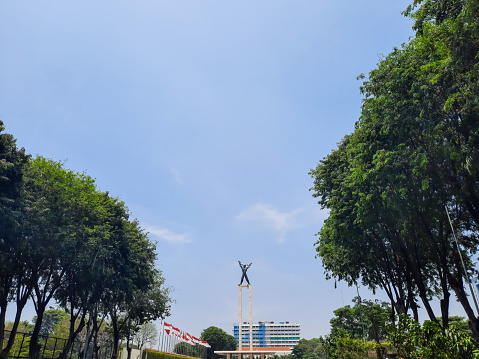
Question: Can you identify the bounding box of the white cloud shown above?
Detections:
[236,203,303,243]
[146,226,191,244]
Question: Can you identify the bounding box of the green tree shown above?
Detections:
[173,342,206,358]
[310,0,479,340]
[23,157,110,359]
[103,217,172,359]
[200,326,236,359]
[292,338,323,359]
[448,315,472,334]
[33,308,69,337]
[0,121,29,358]
[5,320,33,333]
[330,298,391,344]
[316,329,376,359]
[388,314,479,359]
[0,126,172,359]
[174,342,190,356]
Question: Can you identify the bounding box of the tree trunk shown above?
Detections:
[29,266,65,359]
[394,232,438,322]
[449,274,479,340]
[92,313,106,359]
[57,315,86,359]
[440,294,450,328]
[111,311,120,359]
[410,298,419,322]
[0,285,8,351]
[1,281,32,359]
[126,331,133,359]
[29,301,47,359]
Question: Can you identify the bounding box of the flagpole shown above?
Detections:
[174,331,178,353]
[175,328,179,354]
[446,205,479,315]
[163,333,170,353]
[166,329,170,354]
[161,322,167,353]
[158,321,163,351]
[180,331,183,355]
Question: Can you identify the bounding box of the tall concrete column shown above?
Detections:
[249,285,252,351]
[239,284,253,359]
[239,285,242,352]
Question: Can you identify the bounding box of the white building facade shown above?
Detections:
[233,321,300,348]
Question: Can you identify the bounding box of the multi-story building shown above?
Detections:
[233,321,300,348]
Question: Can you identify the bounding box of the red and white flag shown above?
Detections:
[172,326,181,337]
[164,322,173,335]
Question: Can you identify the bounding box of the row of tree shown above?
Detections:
[310,298,393,358]
[310,0,479,340]
[290,298,476,358]
[6,310,159,358]
[0,121,172,359]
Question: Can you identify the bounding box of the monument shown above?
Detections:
[215,262,279,359]
[238,261,253,355]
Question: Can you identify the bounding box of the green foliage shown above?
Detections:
[10,333,31,358]
[403,0,467,31]
[388,314,479,358]
[448,315,472,334]
[0,119,28,242]
[200,326,236,359]
[292,338,323,359]
[173,343,206,358]
[0,124,172,359]
[291,333,390,359]
[22,158,171,359]
[200,327,236,352]
[310,0,479,338]
[0,120,30,352]
[5,321,33,333]
[316,329,378,359]
[330,298,392,343]
[33,309,69,337]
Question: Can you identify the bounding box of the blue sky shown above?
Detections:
[2,0,463,340]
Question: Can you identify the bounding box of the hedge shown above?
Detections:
[142,349,199,359]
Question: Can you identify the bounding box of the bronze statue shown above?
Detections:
[238,261,252,285]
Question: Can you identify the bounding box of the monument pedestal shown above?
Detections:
[238,284,252,358]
